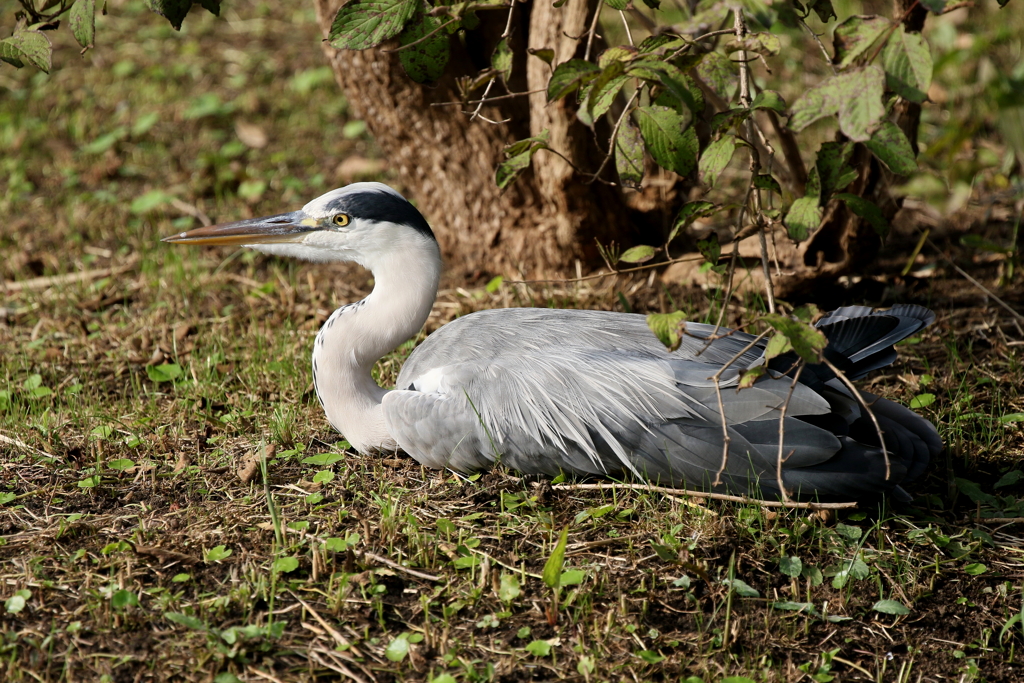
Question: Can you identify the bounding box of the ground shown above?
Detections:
[2,1,1024,682]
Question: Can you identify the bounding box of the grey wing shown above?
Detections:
[383,348,839,494]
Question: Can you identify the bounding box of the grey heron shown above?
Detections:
[164,182,941,500]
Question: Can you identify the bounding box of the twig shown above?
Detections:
[504,253,705,285]
[501,1,516,39]
[307,648,370,683]
[926,236,1024,322]
[798,18,837,76]
[0,433,57,460]
[2,258,139,294]
[619,10,634,46]
[583,2,603,62]
[363,550,443,582]
[734,9,776,314]
[709,329,771,486]
[380,18,460,53]
[585,89,641,185]
[775,363,805,503]
[430,87,547,107]
[550,482,857,509]
[821,357,891,481]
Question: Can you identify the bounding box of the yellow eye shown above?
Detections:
[333,214,350,227]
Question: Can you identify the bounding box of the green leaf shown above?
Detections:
[882,27,932,104]
[772,600,818,614]
[837,193,889,237]
[647,311,687,352]
[70,0,97,49]
[496,132,549,190]
[398,15,449,84]
[1001,413,1024,423]
[385,634,410,662]
[131,190,174,215]
[995,470,1024,487]
[633,106,696,176]
[651,542,678,562]
[604,0,628,8]
[806,0,836,21]
[722,578,760,598]
[864,120,917,175]
[738,365,766,389]
[543,527,569,589]
[872,599,910,615]
[329,0,418,51]
[909,393,935,409]
[784,196,823,242]
[779,555,803,577]
[301,452,344,466]
[486,276,504,293]
[5,590,29,613]
[588,73,629,121]
[619,245,657,264]
[528,47,555,65]
[832,15,892,68]
[698,135,737,187]
[697,232,721,264]
[668,201,718,243]
[695,52,737,102]
[273,556,299,573]
[0,31,52,72]
[145,0,219,30]
[615,117,645,190]
[598,45,638,68]
[753,174,782,194]
[498,573,521,603]
[147,363,183,383]
[815,141,856,197]
[560,569,586,586]
[491,38,512,82]
[638,650,665,663]
[761,314,828,363]
[312,469,335,484]
[205,545,233,563]
[964,562,988,576]
[525,639,552,657]
[108,459,136,471]
[547,59,601,101]
[955,478,997,505]
[111,589,139,610]
[77,476,101,488]
[836,66,885,142]
[165,612,206,630]
[750,89,786,113]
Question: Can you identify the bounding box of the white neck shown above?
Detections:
[311,234,441,453]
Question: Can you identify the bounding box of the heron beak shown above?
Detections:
[161,210,317,246]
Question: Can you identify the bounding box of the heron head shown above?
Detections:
[162,182,437,267]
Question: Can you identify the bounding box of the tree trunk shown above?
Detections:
[312,0,631,280]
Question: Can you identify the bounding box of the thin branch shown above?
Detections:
[504,252,705,285]
[619,10,634,46]
[430,87,547,107]
[584,2,603,62]
[798,18,838,76]
[734,9,776,314]
[709,329,772,487]
[380,18,460,54]
[550,482,857,509]
[585,89,641,185]
[501,1,516,39]
[775,363,805,504]
[926,236,1024,322]
[821,357,891,481]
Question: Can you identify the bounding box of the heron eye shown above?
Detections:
[332,214,350,227]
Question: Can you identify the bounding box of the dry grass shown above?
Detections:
[3,1,1024,682]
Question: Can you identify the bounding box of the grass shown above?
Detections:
[3,1,1024,681]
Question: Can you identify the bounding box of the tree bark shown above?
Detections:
[312,0,631,280]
